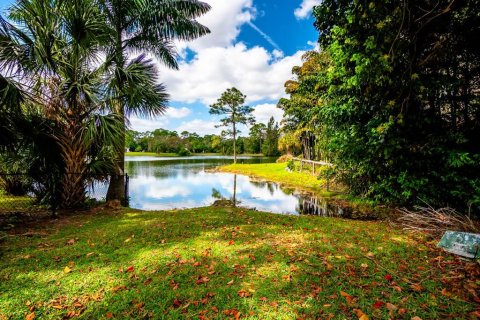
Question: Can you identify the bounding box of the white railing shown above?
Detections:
[292,157,333,174]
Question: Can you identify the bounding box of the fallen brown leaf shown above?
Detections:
[25,312,35,320]
[410,283,424,292]
[196,276,210,285]
[237,289,252,298]
[386,303,397,311]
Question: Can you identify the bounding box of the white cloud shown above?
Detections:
[307,40,320,51]
[176,119,222,136]
[294,0,322,19]
[129,117,166,132]
[146,184,191,199]
[128,107,191,132]
[176,0,255,53]
[145,0,311,135]
[272,49,285,59]
[160,43,304,105]
[252,103,284,124]
[165,107,191,119]
[156,0,304,106]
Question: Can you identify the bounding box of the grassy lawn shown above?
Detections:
[220,163,334,196]
[0,193,35,215]
[1,207,478,319]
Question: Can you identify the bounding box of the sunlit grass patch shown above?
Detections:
[0,192,36,214]
[220,163,334,195]
[0,207,478,319]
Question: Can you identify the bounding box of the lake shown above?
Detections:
[118,156,348,217]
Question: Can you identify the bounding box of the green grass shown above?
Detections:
[1,207,477,319]
[0,193,35,214]
[220,163,334,196]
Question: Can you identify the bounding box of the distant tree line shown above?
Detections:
[126,116,280,157]
[279,0,480,212]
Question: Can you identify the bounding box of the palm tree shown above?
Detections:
[0,0,123,208]
[98,0,211,201]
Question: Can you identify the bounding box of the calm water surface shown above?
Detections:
[124,156,346,216]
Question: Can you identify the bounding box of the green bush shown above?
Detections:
[286,159,295,171]
[177,148,191,156]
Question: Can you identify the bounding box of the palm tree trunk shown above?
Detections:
[106,21,126,203]
[59,136,87,208]
[106,109,126,202]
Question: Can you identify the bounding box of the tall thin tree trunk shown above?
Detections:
[233,122,237,164]
[232,174,237,207]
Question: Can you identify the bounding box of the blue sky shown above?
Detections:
[0,0,321,135]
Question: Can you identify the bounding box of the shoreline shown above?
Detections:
[125,152,266,157]
[217,162,393,219]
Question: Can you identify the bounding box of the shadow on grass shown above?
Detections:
[0,207,478,319]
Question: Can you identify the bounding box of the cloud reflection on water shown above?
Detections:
[125,157,303,214]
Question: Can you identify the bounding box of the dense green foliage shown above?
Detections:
[126,129,221,155]
[282,0,480,212]
[262,117,280,156]
[245,123,266,154]
[278,51,331,161]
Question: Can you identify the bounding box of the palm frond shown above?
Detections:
[61,0,113,50]
[106,54,169,118]
[8,0,64,73]
[86,145,117,175]
[0,14,37,74]
[137,0,211,40]
[0,74,26,111]
[127,0,211,68]
[125,34,179,69]
[83,113,124,151]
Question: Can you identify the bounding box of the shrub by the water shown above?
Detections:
[177,148,191,156]
[276,154,293,163]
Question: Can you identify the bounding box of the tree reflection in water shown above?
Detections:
[211,174,239,207]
